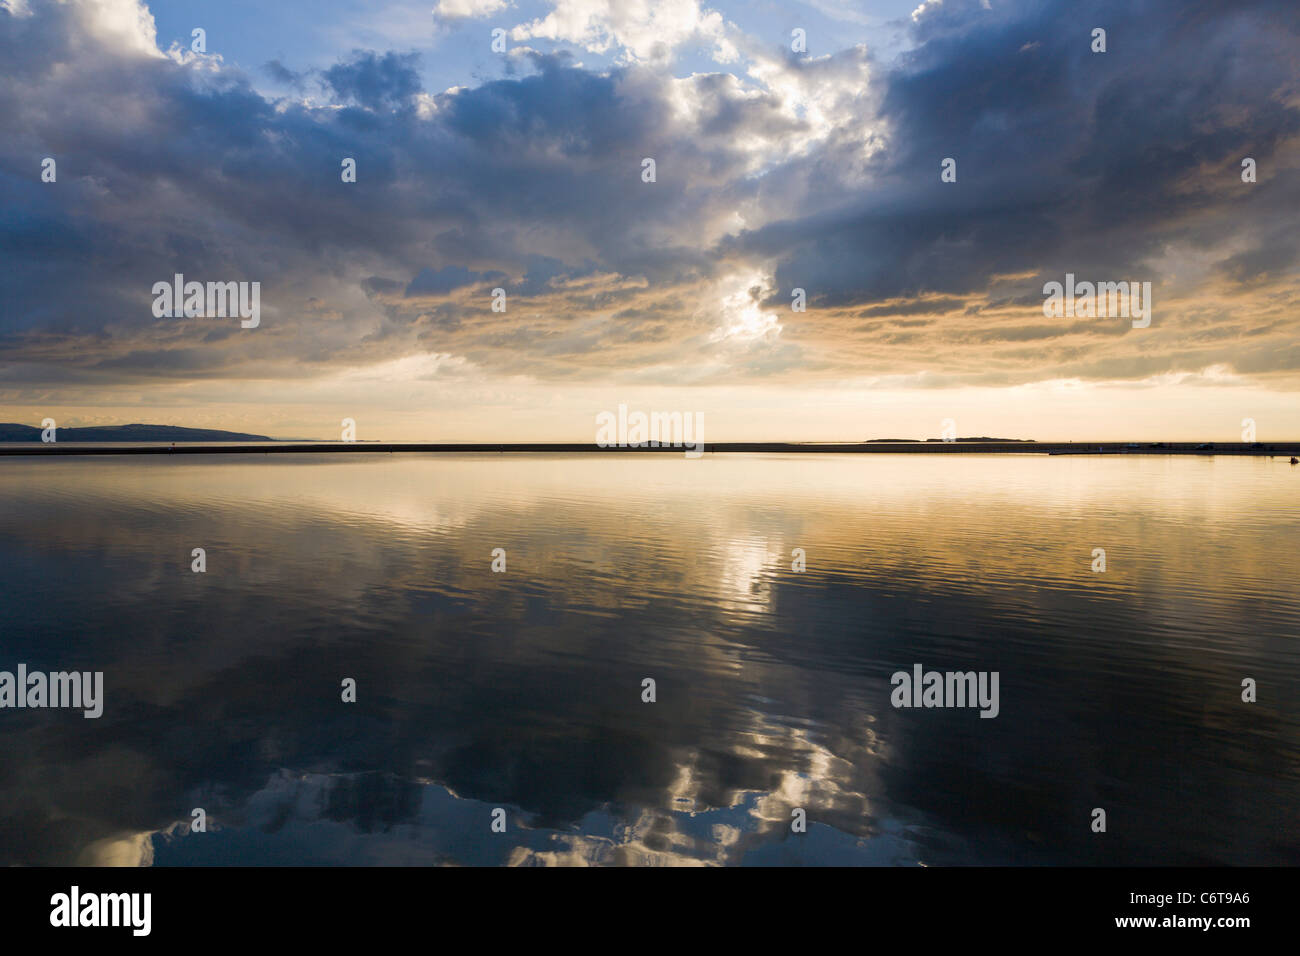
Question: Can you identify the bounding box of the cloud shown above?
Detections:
[322,50,423,110]
[509,0,739,64]
[434,0,513,21]
[0,0,1297,405]
[735,1,1300,365]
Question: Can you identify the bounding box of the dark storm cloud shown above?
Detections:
[322,50,422,110]
[748,0,1300,311]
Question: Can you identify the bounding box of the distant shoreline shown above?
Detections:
[3,441,1299,457]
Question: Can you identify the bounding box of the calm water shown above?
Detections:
[0,453,1297,866]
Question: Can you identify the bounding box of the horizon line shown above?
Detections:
[5,440,1300,458]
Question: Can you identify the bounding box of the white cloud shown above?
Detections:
[433,0,513,20]
[73,0,164,58]
[708,273,783,344]
[743,43,878,168]
[910,0,942,22]
[509,0,737,64]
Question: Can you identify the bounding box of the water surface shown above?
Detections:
[0,453,1296,865]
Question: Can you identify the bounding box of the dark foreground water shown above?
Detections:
[0,453,1297,866]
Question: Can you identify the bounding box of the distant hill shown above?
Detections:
[0,423,274,442]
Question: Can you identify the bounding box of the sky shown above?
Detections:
[1,0,1298,441]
